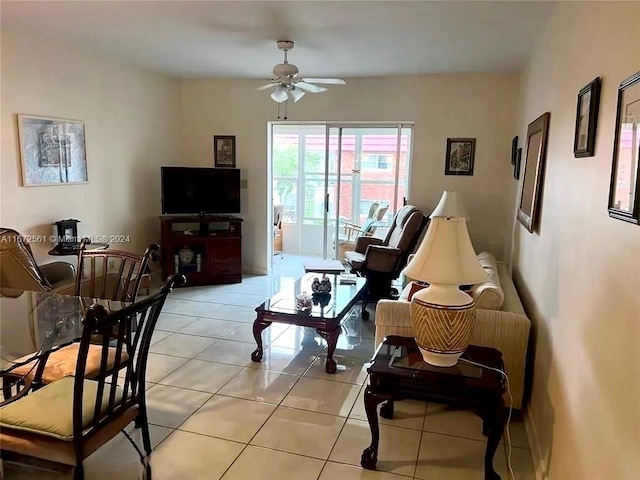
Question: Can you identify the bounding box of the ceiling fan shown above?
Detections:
[258,40,346,103]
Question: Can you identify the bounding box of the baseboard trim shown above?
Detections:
[524,408,547,480]
[242,266,268,275]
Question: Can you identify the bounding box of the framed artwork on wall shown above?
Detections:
[214,135,236,168]
[608,70,640,224]
[514,148,522,180]
[444,138,475,176]
[517,112,551,233]
[573,77,601,158]
[511,136,519,165]
[17,114,88,186]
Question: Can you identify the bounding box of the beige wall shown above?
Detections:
[0,32,182,264]
[182,73,520,272]
[513,2,640,479]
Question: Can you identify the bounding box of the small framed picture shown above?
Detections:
[214,135,236,168]
[573,77,601,157]
[445,138,476,176]
[514,148,522,180]
[511,136,518,165]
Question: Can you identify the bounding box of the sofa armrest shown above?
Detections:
[471,308,530,409]
[374,299,412,347]
[374,299,530,409]
[355,236,384,254]
[40,261,76,290]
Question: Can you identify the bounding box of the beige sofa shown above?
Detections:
[374,252,531,409]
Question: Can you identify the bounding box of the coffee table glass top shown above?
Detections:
[257,273,366,320]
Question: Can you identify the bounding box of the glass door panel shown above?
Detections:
[272,123,412,261]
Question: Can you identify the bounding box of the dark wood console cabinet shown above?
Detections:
[160,215,242,286]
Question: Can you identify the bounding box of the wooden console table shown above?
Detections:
[160,215,242,286]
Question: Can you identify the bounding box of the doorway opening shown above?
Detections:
[269,123,413,271]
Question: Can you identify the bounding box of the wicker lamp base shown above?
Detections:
[410,293,475,367]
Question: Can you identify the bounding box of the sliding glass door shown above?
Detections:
[271,123,412,260]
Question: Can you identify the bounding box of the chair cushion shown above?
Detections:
[9,344,129,383]
[0,376,123,440]
[344,251,365,269]
[469,252,504,310]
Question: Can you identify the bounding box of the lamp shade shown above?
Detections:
[430,191,470,219]
[404,216,486,285]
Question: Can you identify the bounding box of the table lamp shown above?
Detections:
[404,192,486,367]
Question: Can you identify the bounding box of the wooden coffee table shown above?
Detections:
[251,273,367,374]
[361,336,507,479]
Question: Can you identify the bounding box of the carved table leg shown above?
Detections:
[316,327,340,373]
[477,401,507,480]
[380,399,395,419]
[251,314,272,362]
[360,386,391,470]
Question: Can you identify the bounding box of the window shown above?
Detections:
[361,154,392,170]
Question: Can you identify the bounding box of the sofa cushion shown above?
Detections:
[469,252,504,310]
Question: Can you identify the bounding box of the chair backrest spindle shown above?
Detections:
[76,243,159,301]
[72,274,185,443]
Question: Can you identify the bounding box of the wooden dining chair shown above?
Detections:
[3,243,161,390]
[75,242,160,302]
[0,274,186,480]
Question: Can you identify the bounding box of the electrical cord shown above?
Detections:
[459,357,515,480]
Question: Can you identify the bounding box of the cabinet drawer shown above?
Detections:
[210,264,241,275]
[208,240,240,258]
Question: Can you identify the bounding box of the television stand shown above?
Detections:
[160,215,242,286]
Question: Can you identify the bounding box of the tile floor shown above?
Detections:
[4,255,536,479]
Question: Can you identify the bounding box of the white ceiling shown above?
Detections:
[1,1,554,80]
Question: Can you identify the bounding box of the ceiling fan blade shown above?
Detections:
[294,82,328,93]
[257,83,278,91]
[302,78,346,85]
[289,88,305,103]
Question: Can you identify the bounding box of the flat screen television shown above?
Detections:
[161,166,241,215]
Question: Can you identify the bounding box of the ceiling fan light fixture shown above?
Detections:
[262,40,346,106]
[289,87,305,103]
[271,85,289,103]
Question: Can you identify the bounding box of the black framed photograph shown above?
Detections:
[518,112,550,233]
[444,138,475,176]
[214,135,236,168]
[514,148,522,180]
[608,70,640,224]
[511,136,518,165]
[574,77,601,157]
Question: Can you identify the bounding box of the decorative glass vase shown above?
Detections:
[178,247,195,265]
